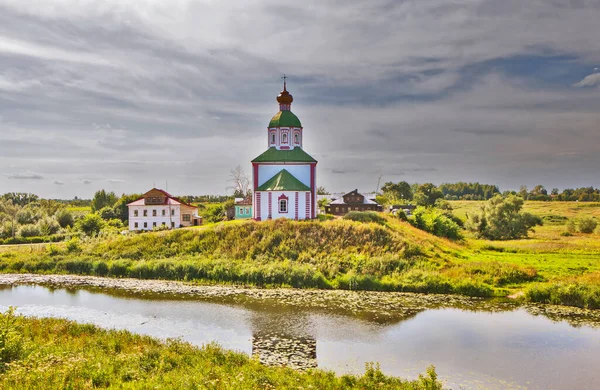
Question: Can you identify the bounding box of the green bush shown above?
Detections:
[410,207,462,240]
[17,224,41,238]
[343,211,386,225]
[526,283,600,309]
[54,209,74,228]
[578,216,597,234]
[77,214,105,236]
[317,214,335,221]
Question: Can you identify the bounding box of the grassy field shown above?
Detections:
[0,309,440,389]
[0,201,599,309]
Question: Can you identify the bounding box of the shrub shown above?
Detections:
[410,207,462,240]
[18,224,41,238]
[55,208,74,228]
[37,216,60,236]
[77,214,105,236]
[0,307,25,369]
[565,219,577,234]
[317,214,335,222]
[578,216,597,234]
[465,195,542,240]
[343,211,386,225]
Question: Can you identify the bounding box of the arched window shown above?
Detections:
[282,133,288,143]
[271,133,276,143]
[279,199,288,213]
[294,133,299,143]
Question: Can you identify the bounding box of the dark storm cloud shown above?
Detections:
[0,0,599,197]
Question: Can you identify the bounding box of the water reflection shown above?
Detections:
[250,310,317,369]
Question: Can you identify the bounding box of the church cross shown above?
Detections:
[281,74,287,90]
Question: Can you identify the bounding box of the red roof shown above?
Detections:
[126,188,196,208]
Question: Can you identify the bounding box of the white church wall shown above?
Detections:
[258,164,311,187]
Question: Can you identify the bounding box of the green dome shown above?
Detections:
[269,110,302,128]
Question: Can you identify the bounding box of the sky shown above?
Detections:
[0,0,599,199]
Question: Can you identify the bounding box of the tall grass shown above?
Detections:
[0,310,442,389]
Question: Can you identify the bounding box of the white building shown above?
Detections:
[127,188,201,231]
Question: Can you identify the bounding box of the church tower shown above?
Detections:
[251,79,317,220]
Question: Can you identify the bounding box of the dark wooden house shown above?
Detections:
[324,189,383,216]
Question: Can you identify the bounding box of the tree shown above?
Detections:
[466,195,542,240]
[381,181,413,202]
[551,188,560,196]
[518,186,528,199]
[1,193,38,206]
[413,183,443,207]
[91,190,118,212]
[228,166,251,198]
[0,200,21,239]
[77,214,105,236]
[112,193,143,223]
[316,186,330,195]
[55,209,74,228]
[317,198,330,212]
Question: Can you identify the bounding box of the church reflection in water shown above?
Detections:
[250,309,317,370]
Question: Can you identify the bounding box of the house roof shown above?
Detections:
[235,198,253,206]
[252,147,317,163]
[330,189,379,205]
[256,169,311,192]
[126,188,196,208]
[269,110,302,128]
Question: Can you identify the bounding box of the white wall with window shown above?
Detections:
[128,204,199,231]
[256,191,310,220]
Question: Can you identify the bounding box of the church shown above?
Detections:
[251,80,317,221]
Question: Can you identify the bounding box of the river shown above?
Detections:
[2,279,600,389]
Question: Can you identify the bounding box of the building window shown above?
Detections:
[335,207,339,213]
[279,199,288,213]
[171,209,175,216]
[143,222,148,228]
[162,222,166,226]
[294,133,299,143]
[271,133,275,143]
[134,222,138,228]
[282,133,288,143]
[134,210,138,217]
[152,210,157,217]
[171,222,175,228]
[183,214,191,222]
[245,207,250,214]
[143,210,148,217]
[153,222,157,227]
[162,210,166,216]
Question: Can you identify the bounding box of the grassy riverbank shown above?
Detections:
[0,201,599,309]
[0,309,440,389]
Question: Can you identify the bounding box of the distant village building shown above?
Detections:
[127,188,201,231]
[324,189,383,216]
[251,79,317,220]
[234,198,253,220]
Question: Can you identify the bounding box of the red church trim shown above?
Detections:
[268,192,272,220]
[278,194,289,201]
[305,192,310,219]
[295,192,299,220]
[255,192,261,221]
[310,163,316,219]
[252,163,259,190]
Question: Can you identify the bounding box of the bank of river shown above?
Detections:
[2,274,600,389]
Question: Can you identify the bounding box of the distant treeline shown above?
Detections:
[438,182,500,200]
[379,182,600,202]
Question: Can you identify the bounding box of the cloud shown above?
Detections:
[574,73,600,87]
[7,172,44,180]
[53,180,65,185]
[1,1,600,197]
